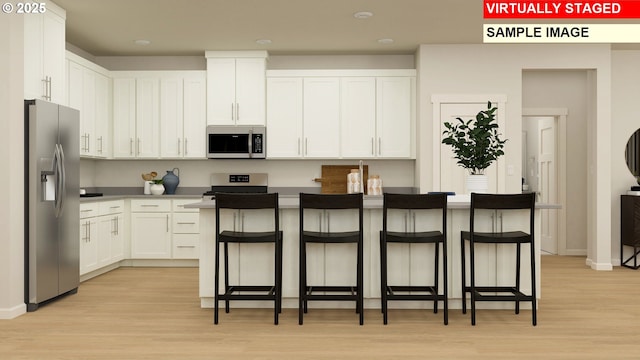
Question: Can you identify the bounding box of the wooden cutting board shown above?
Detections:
[315,165,369,194]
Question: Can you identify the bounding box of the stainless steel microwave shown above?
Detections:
[206,125,266,159]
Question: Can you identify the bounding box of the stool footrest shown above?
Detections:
[386,285,444,301]
[464,286,533,301]
[219,285,277,301]
[303,286,359,301]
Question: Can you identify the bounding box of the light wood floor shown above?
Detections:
[2,256,640,359]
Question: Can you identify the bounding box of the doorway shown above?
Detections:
[522,109,568,255]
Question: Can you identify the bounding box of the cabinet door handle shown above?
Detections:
[176,245,195,249]
[236,103,239,121]
[130,138,134,156]
[371,138,374,155]
[378,138,382,156]
[184,138,188,156]
[305,138,308,156]
[42,78,48,100]
[87,135,90,153]
[166,214,169,232]
[98,136,103,154]
[231,103,234,121]
[137,138,141,156]
[48,76,52,101]
[298,138,301,156]
[177,138,181,155]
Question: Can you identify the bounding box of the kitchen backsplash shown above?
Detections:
[81,159,416,190]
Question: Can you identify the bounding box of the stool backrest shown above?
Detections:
[299,193,363,210]
[215,192,279,210]
[470,192,535,211]
[383,193,447,210]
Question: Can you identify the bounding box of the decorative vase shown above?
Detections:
[150,183,165,195]
[162,168,180,195]
[466,174,489,194]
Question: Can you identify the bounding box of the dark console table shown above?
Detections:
[621,195,640,269]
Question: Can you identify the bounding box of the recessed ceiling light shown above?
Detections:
[256,39,272,45]
[134,39,151,46]
[353,11,373,19]
[377,38,395,44]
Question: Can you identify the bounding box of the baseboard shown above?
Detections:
[0,303,26,319]
[585,258,613,271]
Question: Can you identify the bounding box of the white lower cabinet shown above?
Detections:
[80,200,125,276]
[130,198,201,259]
[130,199,172,259]
[80,203,99,275]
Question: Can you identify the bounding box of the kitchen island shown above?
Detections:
[185,195,559,310]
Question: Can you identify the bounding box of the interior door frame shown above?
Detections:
[523,108,568,256]
[431,94,507,193]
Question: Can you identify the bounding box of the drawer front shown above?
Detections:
[172,213,199,234]
[173,234,199,259]
[172,198,200,213]
[130,199,171,212]
[80,203,99,219]
[99,200,125,216]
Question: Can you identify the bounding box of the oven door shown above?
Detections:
[207,126,266,159]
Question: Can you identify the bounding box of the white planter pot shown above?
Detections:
[466,174,489,194]
[150,184,165,195]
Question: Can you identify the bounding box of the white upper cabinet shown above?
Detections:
[67,52,112,158]
[206,51,267,126]
[113,71,206,159]
[340,77,377,158]
[266,70,416,159]
[375,77,413,158]
[303,78,341,158]
[160,74,206,159]
[24,1,66,103]
[266,77,303,158]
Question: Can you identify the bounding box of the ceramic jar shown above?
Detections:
[162,168,180,195]
[347,169,361,194]
[367,175,383,195]
[150,183,165,195]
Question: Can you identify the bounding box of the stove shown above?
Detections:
[202,173,268,199]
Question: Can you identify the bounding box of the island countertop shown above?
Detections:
[184,194,561,210]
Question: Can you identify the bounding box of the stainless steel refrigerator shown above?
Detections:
[24,99,80,311]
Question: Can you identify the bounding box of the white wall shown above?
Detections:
[0,15,26,319]
[416,44,612,269]
[611,50,640,265]
[522,70,589,253]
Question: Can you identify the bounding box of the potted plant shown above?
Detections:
[441,101,507,193]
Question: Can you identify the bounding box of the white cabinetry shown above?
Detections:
[79,203,99,275]
[113,72,206,159]
[266,70,415,159]
[206,51,267,125]
[67,52,111,158]
[130,199,172,259]
[80,200,125,276]
[24,1,66,103]
[265,77,340,158]
[160,74,207,158]
[172,199,200,259]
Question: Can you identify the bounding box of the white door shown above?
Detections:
[266,77,303,158]
[303,78,340,158]
[235,58,266,125]
[207,58,236,125]
[536,117,558,254]
[340,77,376,158]
[136,78,160,158]
[182,75,207,158]
[160,77,184,158]
[112,78,137,158]
[440,103,499,194]
[376,77,412,158]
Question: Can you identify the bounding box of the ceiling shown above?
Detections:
[53,0,636,57]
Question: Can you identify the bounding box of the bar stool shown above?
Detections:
[214,193,283,325]
[299,193,364,325]
[461,192,536,326]
[380,193,448,325]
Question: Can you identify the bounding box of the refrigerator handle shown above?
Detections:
[58,143,67,216]
[51,145,62,217]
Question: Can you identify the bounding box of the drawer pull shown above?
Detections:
[80,209,93,213]
[177,222,196,225]
[176,245,195,248]
[110,206,121,209]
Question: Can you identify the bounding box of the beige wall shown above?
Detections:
[0,15,26,318]
[611,50,640,265]
[522,70,589,253]
[416,44,612,269]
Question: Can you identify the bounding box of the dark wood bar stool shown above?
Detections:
[461,192,537,326]
[214,193,283,325]
[379,193,448,325]
[299,193,364,325]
